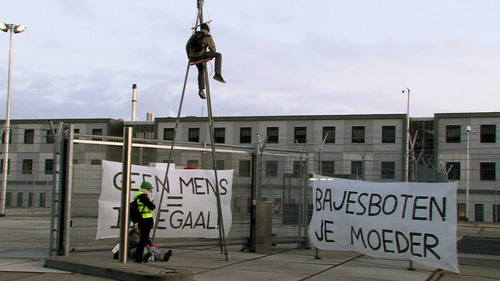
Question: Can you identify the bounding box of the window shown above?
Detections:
[351,161,363,179]
[239,160,251,177]
[163,128,174,141]
[188,128,200,142]
[28,192,34,207]
[6,192,12,207]
[352,126,365,143]
[381,161,395,179]
[1,129,12,144]
[474,204,484,222]
[133,124,155,139]
[480,125,496,143]
[323,126,335,143]
[215,160,225,170]
[90,159,102,165]
[480,162,496,181]
[493,204,500,223]
[294,127,307,143]
[39,193,46,207]
[45,159,54,174]
[22,159,33,174]
[46,129,56,143]
[92,128,103,141]
[17,192,23,207]
[266,161,278,177]
[446,125,461,143]
[92,128,103,135]
[266,127,279,143]
[457,203,466,221]
[382,126,396,143]
[0,159,10,174]
[73,128,80,139]
[214,127,225,143]
[187,160,199,168]
[24,129,34,144]
[321,161,335,177]
[446,162,461,180]
[292,161,304,178]
[240,127,252,144]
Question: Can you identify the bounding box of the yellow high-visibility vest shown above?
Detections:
[135,190,153,219]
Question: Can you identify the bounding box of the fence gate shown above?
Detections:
[57,129,310,254]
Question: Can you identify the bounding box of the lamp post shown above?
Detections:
[466,125,471,221]
[0,22,27,216]
[402,87,410,182]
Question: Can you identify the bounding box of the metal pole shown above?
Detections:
[401,88,414,270]
[49,122,63,257]
[59,125,74,256]
[119,126,133,263]
[131,84,137,121]
[0,28,14,216]
[466,125,471,221]
[402,88,410,182]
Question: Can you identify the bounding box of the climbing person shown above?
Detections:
[134,181,156,263]
[186,23,225,99]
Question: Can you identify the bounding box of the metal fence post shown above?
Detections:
[56,124,74,255]
[49,122,63,257]
[119,126,133,263]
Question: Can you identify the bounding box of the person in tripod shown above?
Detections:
[186,23,225,99]
[134,181,156,263]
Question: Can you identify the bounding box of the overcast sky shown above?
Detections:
[1,0,499,121]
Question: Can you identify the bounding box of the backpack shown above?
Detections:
[129,198,142,224]
[188,31,205,53]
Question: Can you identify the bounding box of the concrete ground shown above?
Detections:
[1,244,499,281]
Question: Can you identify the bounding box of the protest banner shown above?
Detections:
[96,160,232,239]
[308,175,459,273]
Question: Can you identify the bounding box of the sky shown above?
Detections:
[1,0,499,121]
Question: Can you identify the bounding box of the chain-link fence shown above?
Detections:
[0,125,498,275]
[0,127,55,258]
[66,133,309,252]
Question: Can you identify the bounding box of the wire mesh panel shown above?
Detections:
[0,127,56,258]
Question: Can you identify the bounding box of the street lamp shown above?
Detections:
[466,125,471,221]
[0,22,27,217]
[402,87,410,182]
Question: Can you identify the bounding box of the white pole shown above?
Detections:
[131,84,137,121]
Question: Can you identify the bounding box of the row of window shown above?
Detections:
[446,162,497,181]
[446,124,497,143]
[1,159,54,175]
[1,128,102,144]
[4,192,47,207]
[164,126,398,144]
[457,203,500,222]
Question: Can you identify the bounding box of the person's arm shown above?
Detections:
[138,194,156,210]
[206,35,216,52]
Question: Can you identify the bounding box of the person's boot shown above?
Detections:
[163,249,173,262]
[213,75,226,83]
[198,90,206,99]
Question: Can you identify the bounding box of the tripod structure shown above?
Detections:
[152,0,228,261]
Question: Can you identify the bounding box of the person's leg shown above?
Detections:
[196,63,205,91]
[135,219,153,262]
[204,52,223,77]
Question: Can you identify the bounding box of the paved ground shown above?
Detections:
[1,244,499,281]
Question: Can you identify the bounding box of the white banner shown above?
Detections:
[97,160,233,240]
[308,176,459,273]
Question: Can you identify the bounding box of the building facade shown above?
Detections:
[1,112,498,222]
